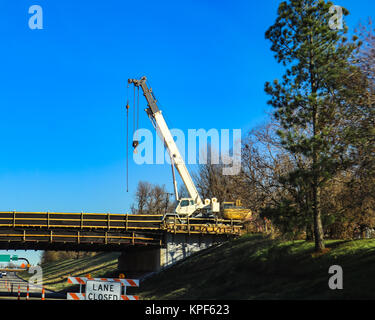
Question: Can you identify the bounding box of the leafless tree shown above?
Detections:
[131,181,174,214]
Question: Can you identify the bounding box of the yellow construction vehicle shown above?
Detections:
[222,200,252,221]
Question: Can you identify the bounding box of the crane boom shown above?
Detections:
[128,76,204,211]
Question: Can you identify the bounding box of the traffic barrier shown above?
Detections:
[67,277,139,287]
[67,292,85,300]
[120,295,139,300]
[66,276,140,300]
[66,293,139,300]
[119,279,139,287]
[67,277,86,285]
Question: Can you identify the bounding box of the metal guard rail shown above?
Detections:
[0,212,243,235]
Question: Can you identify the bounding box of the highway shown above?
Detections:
[0,272,62,300]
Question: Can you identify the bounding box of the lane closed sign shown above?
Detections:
[85,280,121,300]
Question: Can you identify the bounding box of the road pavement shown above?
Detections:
[0,272,63,300]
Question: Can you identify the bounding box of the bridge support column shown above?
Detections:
[161,233,227,268]
[118,247,161,273]
[117,234,229,274]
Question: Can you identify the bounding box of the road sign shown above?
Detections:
[0,255,10,262]
[0,255,19,262]
[85,280,121,300]
[67,277,140,300]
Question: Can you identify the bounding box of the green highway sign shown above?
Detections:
[0,255,10,262]
[0,254,19,262]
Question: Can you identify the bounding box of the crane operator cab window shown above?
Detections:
[176,198,196,216]
[180,199,190,207]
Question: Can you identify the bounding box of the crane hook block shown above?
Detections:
[132,140,139,149]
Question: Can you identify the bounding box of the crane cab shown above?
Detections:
[175,198,197,216]
[175,198,220,217]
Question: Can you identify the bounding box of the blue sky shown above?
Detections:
[0,0,374,264]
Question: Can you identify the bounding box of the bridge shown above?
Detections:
[0,211,242,272]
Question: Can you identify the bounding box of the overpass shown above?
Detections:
[0,211,242,272]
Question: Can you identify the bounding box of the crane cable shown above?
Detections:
[137,86,140,137]
[133,85,136,138]
[125,83,140,191]
[126,84,130,192]
[132,85,139,152]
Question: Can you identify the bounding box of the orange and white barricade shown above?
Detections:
[66,276,140,300]
[67,292,86,300]
[120,295,139,300]
[67,293,139,300]
[67,277,139,287]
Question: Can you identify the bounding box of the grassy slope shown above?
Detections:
[19,252,121,292]
[139,234,375,300]
[18,234,375,299]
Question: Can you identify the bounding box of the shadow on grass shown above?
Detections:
[140,235,375,300]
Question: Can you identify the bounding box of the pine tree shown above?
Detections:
[265,0,360,251]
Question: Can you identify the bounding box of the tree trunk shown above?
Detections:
[310,70,325,252]
[305,224,314,241]
[313,185,325,251]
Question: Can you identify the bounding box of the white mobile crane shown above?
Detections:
[127,76,220,218]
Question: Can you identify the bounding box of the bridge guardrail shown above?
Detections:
[0,229,162,246]
[161,215,243,235]
[0,212,164,230]
[0,212,242,235]
[0,212,243,244]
